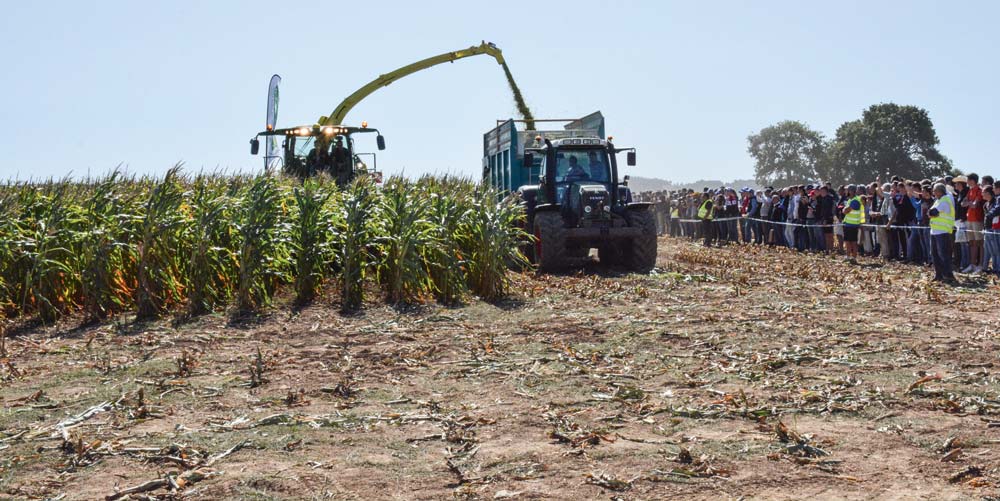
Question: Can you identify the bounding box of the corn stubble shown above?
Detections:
[0,169,529,323]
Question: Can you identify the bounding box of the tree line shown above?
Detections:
[747,103,953,187]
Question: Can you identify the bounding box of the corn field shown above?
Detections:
[0,168,528,323]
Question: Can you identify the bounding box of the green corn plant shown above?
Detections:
[291,179,334,306]
[135,166,188,320]
[0,184,22,317]
[236,174,289,314]
[421,176,473,304]
[336,175,377,312]
[374,177,439,304]
[18,181,84,323]
[78,171,140,322]
[185,175,237,316]
[459,188,530,301]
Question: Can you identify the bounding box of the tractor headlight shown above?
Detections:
[584,205,593,214]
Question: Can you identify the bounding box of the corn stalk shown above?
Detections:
[460,189,529,301]
[236,174,288,314]
[135,166,187,320]
[337,176,376,312]
[291,179,335,306]
[375,177,438,304]
[78,171,140,322]
[18,181,83,322]
[185,175,237,316]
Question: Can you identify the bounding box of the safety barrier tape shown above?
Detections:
[672,217,1000,235]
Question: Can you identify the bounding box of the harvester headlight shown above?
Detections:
[298,127,310,136]
[266,124,274,131]
[584,205,593,214]
[361,121,368,128]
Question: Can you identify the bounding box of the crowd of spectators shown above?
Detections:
[634,174,1000,283]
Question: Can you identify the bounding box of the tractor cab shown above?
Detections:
[528,137,636,225]
[250,124,386,185]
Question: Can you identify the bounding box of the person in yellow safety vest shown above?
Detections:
[698,194,715,247]
[928,183,958,283]
[841,184,866,260]
[670,205,680,237]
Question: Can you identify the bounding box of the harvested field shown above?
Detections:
[2,236,1000,500]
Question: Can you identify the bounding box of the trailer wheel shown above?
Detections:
[533,211,567,272]
[625,209,657,273]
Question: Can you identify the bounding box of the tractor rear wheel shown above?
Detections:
[625,209,657,272]
[533,211,567,272]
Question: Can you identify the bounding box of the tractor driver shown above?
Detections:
[565,156,587,180]
[306,139,330,176]
[331,137,350,176]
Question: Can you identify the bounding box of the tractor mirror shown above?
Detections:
[376,135,386,151]
[523,152,533,168]
[627,151,636,166]
[250,138,260,155]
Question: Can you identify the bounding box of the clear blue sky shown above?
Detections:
[2,0,997,182]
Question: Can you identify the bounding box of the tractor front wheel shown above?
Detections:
[625,209,657,272]
[533,211,567,272]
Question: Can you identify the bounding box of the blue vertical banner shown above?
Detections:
[265,74,281,170]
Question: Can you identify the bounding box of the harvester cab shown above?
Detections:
[483,112,655,272]
[250,124,386,185]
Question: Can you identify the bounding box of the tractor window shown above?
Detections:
[291,135,350,160]
[553,149,611,184]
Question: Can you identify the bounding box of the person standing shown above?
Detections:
[760,190,773,245]
[669,201,680,237]
[835,186,848,253]
[795,188,810,251]
[876,183,895,259]
[981,186,1000,275]
[714,194,728,245]
[842,185,865,260]
[891,182,913,260]
[953,176,970,271]
[698,193,715,247]
[929,183,957,283]
[962,173,984,273]
[817,186,835,252]
[905,182,924,263]
[725,189,740,243]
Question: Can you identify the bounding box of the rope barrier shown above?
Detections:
[672,216,1000,235]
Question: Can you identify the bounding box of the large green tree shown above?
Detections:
[824,103,950,184]
[747,121,825,187]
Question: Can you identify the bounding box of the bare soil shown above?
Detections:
[3,237,1000,500]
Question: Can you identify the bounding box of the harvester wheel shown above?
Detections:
[625,209,657,273]
[533,211,567,272]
